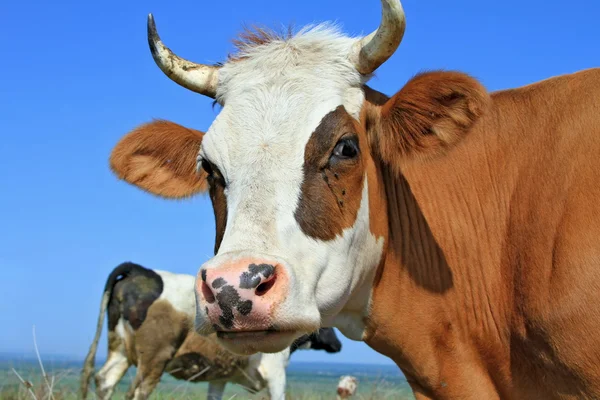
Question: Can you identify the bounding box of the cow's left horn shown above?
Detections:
[147,14,219,98]
[350,0,406,75]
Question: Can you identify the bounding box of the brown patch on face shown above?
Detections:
[110,119,208,199]
[295,106,365,241]
[206,165,228,254]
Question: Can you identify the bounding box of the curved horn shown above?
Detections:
[147,14,219,98]
[350,0,406,75]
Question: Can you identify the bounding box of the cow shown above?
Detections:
[107,0,600,397]
[80,262,342,400]
[336,375,358,399]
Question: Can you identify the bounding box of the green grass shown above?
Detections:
[1,359,415,399]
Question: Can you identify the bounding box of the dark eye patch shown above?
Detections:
[200,158,226,187]
[201,159,214,176]
[294,105,365,240]
[302,106,360,169]
[198,154,228,254]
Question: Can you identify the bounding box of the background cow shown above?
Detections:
[107,0,600,398]
[336,375,358,399]
[80,262,342,400]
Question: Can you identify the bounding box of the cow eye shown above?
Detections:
[332,136,359,160]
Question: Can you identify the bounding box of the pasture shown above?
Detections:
[0,356,412,399]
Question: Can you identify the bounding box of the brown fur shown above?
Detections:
[295,106,365,240]
[361,68,600,399]
[96,298,258,400]
[370,71,490,169]
[124,300,191,399]
[108,64,600,399]
[167,333,250,382]
[110,120,207,199]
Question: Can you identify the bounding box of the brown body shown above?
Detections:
[362,68,600,399]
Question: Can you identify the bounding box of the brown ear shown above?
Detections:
[110,119,208,199]
[368,71,490,167]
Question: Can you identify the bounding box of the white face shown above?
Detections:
[194,26,384,353]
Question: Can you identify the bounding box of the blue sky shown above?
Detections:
[1,0,598,367]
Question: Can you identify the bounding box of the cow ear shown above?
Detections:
[110,119,208,199]
[367,71,490,169]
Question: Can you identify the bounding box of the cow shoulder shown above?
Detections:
[110,119,208,198]
[366,71,490,170]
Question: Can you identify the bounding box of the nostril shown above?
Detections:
[201,281,215,304]
[255,274,277,296]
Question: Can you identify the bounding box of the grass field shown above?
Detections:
[0,357,415,399]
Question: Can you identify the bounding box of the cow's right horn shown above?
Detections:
[350,0,406,75]
[147,14,220,98]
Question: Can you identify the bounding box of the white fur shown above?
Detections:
[257,348,291,400]
[155,269,196,315]
[197,24,383,343]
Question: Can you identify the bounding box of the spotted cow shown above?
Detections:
[108,0,600,398]
[80,262,342,400]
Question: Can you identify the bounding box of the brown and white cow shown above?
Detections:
[108,0,600,398]
[80,262,342,400]
[336,375,358,399]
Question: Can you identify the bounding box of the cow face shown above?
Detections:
[110,1,409,355]
[195,61,389,353]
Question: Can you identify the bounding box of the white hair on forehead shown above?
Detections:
[216,22,369,104]
[196,21,377,265]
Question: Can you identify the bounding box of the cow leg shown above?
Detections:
[126,350,173,400]
[257,350,290,400]
[207,381,226,400]
[125,372,142,400]
[95,332,131,399]
[94,353,129,399]
[131,364,167,400]
[127,300,187,399]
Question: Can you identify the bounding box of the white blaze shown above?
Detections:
[198,24,382,337]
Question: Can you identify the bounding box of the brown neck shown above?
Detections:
[365,114,514,387]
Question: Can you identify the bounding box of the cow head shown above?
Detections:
[110,0,490,355]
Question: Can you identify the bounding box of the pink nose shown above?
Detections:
[197,261,286,331]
